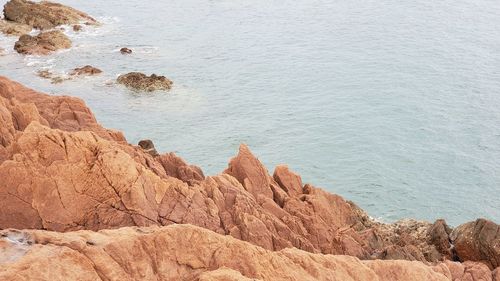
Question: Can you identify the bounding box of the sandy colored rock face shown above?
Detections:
[117,72,173,91]
[14,30,71,55]
[0,19,31,36]
[3,0,97,30]
[0,76,498,280]
[0,224,484,281]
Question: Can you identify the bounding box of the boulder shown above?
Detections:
[72,24,82,32]
[451,218,500,269]
[117,72,173,92]
[70,65,102,76]
[120,47,132,54]
[4,0,97,30]
[138,139,159,156]
[428,219,453,259]
[14,30,71,55]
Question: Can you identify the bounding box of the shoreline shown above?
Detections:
[0,75,498,280]
[0,0,498,279]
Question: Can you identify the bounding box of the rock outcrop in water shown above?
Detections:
[14,30,71,55]
[120,47,133,54]
[117,72,173,91]
[3,0,97,30]
[0,76,498,280]
[70,65,103,76]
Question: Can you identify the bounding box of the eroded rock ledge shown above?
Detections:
[0,76,498,280]
[1,224,497,281]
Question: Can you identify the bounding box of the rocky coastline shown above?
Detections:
[0,0,498,280]
[0,76,498,280]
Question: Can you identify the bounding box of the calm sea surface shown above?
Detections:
[1,0,499,226]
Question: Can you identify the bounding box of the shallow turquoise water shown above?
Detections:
[1,0,499,226]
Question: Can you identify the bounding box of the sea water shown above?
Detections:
[1,0,499,226]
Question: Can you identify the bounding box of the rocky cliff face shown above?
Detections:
[0,76,498,280]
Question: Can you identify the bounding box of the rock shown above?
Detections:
[428,219,453,259]
[0,76,125,144]
[0,48,5,56]
[38,66,101,83]
[0,76,498,280]
[0,224,467,281]
[273,165,303,196]
[138,139,159,156]
[493,267,500,281]
[14,30,71,55]
[72,24,82,32]
[157,152,205,184]
[70,65,102,76]
[36,70,68,84]
[37,70,69,84]
[120,47,132,54]
[451,218,500,269]
[0,19,31,36]
[224,144,274,200]
[4,0,97,30]
[117,72,173,91]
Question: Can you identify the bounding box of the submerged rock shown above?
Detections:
[117,72,173,91]
[14,30,71,55]
[3,0,98,30]
[70,65,102,76]
[36,70,68,84]
[120,47,132,54]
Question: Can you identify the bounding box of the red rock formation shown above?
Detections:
[0,224,495,281]
[451,219,500,269]
[0,76,498,280]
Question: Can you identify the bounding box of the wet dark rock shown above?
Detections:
[117,72,173,92]
[138,139,159,156]
[428,219,453,259]
[120,47,132,54]
[70,65,102,76]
